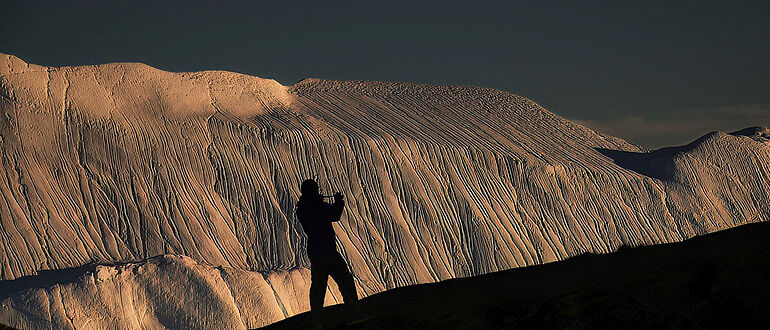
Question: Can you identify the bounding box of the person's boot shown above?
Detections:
[343,300,370,326]
[311,309,324,330]
[351,301,362,319]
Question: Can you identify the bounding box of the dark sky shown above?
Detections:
[2,0,768,148]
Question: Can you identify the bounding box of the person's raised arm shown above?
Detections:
[328,192,345,222]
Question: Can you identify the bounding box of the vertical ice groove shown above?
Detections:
[261,272,289,318]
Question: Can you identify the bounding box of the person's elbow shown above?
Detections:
[330,207,344,222]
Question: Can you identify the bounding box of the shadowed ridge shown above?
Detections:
[0,262,106,300]
[0,255,274,329]
[0,257,157,300]
[595,126,770,181]
[263,221,770,329]
[730,126,770,141]
[594,148,677,181]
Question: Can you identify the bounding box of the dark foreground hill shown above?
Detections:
[265,221,770,329]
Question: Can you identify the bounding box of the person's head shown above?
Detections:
[300,179,319,197]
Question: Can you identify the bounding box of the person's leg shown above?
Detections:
[309,260,330,312]
[328,252,358,304]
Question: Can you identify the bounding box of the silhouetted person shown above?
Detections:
[296,179,358,312]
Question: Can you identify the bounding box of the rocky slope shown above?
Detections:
[0,53,768,329]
